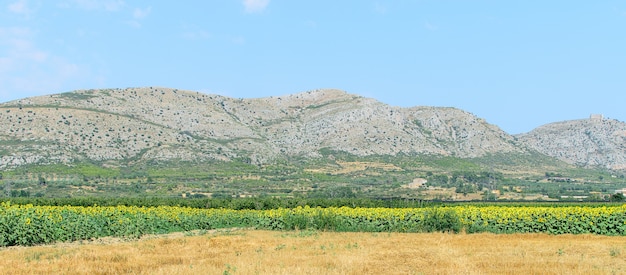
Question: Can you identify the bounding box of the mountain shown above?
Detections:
[0,87,525,170]
[515,116,626,170]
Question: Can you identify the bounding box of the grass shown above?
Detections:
[2,151,625,200]
[56,92,98,101]
[1,229,625,274]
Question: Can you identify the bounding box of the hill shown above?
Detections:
[0,87,525,169]
[1,88,624,200]
[515,115,626,170]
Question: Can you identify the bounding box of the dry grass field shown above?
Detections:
[1,229,625,275]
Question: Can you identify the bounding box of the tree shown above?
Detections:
[308,186,357,198]
[4,181,10,197]
[482,191,497,201]
[610,193,625,202]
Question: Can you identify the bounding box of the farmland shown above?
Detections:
[1,229,625,274]
[1,153,625,201]
[2,200,626,247]
[1,198,626,274]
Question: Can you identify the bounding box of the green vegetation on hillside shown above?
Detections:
[1,152,624,201]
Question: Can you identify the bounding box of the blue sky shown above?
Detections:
[1,1,625,134]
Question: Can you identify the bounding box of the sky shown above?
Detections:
[1,1,625,134]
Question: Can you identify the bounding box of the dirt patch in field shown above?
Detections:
[305,161,403,175]
[402,178,427,189]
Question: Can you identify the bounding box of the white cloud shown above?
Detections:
[126,6,151,28]
[0,26,31,38]
[133,6,150,19]
[231,35,245,45]
[125,21,139,28]
[7,0,35,18]
[0,27,92,102]
[243,0,269,13]
[61,0,125,12]
[373,2,387,15]
[425,21,438,31]
[8,0,28,14]
[181,25,210,40]
[101,0,124,11]
[0,27,46,63]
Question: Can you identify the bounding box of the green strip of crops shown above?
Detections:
[1,202,625,247]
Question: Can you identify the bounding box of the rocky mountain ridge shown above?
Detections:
[515,116,626,170]
[0,87,624,171]
[0,87,522,169]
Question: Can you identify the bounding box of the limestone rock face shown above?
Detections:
[515,118,626,170]
[0,87,534,169]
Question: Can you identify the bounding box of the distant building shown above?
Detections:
[615,188,626,195]
[590,114,603,121]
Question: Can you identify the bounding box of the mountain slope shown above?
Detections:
[0,87,527,169]
[515,117,626,170]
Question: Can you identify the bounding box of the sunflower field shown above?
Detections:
[1,202,625,246]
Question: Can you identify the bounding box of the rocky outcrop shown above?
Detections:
[0,87,533,169]
[515,117,626,170]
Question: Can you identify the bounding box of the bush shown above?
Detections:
[422,208,461,233]
[610,193,625,202]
